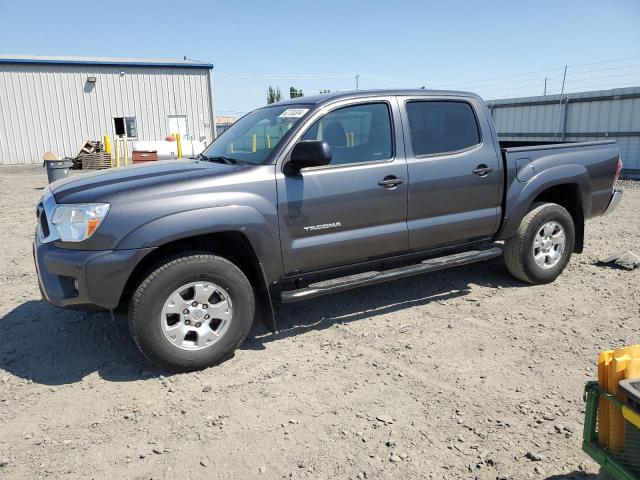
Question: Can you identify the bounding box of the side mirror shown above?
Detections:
[286,140,331,173]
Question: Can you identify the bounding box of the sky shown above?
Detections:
[1,0,639,117]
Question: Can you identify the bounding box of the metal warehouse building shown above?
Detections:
[488,86,640,176]
[0,55,215,165]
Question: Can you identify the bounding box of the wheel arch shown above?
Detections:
[119,230,276,332]
[497,164,590,253]
[530,183,584,253]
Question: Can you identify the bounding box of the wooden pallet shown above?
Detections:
[79,152,112,170]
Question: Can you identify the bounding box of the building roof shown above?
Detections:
[487,85,640,106]
[0,54,213,69]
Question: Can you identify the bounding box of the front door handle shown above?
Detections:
[378,175,404,188]
[473,164,494,176]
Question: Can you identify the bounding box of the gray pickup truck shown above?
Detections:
[34,89,623,371]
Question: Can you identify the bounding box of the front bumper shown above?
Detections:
[34,233,154,310]
[602,188,623,216]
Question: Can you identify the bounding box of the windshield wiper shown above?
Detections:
[202,155,241,165]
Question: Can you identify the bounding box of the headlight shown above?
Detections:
[51,203,110,242]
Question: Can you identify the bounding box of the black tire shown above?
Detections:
[128,253,255,372]
[504,202,575,284]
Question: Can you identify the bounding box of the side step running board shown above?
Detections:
[280,247,502,304]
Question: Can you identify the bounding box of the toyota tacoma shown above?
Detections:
[34,89,624,371]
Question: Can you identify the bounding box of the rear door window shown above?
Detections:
[406,101,480,156]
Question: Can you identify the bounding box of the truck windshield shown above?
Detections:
[202,105,312,164]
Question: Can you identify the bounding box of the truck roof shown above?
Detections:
[276,89,483,107]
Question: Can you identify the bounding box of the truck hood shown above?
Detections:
[51,160,242,204]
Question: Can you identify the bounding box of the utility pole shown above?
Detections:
[543,77,547,96]
[559,66,567,96]
[553,66,568,137]
[355,74,360,91]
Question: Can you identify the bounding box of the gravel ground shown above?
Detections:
[0,166,638,480]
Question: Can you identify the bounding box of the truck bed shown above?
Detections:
[499,139,620,228]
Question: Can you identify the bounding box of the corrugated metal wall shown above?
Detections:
[0,63,213,164]
[488,87,640,173]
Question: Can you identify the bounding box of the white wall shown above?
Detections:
[0,63,214,164]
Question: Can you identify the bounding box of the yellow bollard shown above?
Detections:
[115,137,121,168]
[345,132,355,147]
[103,135,112,167]
[122,136,128,166]
[251,133,257,153]
[103,135,111,153]
[175,133,183,159]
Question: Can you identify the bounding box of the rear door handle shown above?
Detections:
[473,165,494,176]
[378,176,404,188]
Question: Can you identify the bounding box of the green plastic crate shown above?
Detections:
[583,381,640,480]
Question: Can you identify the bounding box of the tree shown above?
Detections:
[267,86,282,104]
[289,87,304,99]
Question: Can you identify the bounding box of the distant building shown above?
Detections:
[488,86,640,177]
[215,115,237,135]
[0,55,215,165]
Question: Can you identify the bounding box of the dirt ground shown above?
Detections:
[0,166,638,480]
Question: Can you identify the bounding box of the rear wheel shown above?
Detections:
[504,202,575,284]
[129,253,255,372]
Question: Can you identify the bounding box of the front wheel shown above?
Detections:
[504,202,575,284]
[128,253,255,372]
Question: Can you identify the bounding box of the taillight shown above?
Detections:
[614,158,623,184]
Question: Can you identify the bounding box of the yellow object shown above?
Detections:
[251,133,257,153]
[598,350,613,446]
[115,138,121,168]
[229,142,234,154]
[103,134,111,155]
[598,345,640,451]
[122,136,128,166]
[266,135,271,149]
[175,132,182,159]
[622,405,640,429]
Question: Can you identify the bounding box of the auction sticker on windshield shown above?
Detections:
[278,109,309,121]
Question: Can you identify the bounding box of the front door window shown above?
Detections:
[301,102,393,166]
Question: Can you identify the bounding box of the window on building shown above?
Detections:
[113,117,138,138]
[301,102,393,166]
[406,101,480,156]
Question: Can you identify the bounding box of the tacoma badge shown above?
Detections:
[303,222,342,232]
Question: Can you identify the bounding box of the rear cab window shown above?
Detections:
[405,101,481,156]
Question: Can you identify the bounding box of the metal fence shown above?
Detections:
[487,86,640,176]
